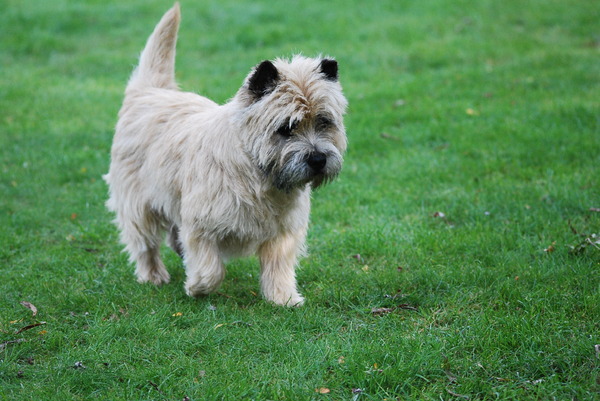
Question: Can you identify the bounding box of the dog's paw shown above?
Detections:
[185,279,221,297]
[136,268,170,285]
[267,292,305,307]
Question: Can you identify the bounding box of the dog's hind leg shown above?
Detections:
[119,210,171,285]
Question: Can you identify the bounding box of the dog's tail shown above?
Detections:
[128,3,181,90]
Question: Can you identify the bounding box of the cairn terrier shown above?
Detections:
[104,3,347,306]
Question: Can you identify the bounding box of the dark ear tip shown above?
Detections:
[248,60,279,98]
[320,58,338,81]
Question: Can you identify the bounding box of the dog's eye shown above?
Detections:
[316,116,334,131]
[276,120,298,137]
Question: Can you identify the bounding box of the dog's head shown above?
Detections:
[235,56,348,192]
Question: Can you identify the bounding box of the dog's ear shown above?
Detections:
[319,58,338,81]
[248,60,279,99]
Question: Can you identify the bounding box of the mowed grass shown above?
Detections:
[1,0,599,399]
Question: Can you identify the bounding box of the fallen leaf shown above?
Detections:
[433,211,446,218]
[15,321,46,334]
[20,301,38,317]
[338,356,345,364]
[172,312,183,317]
[214,323,225,329]
[70,213,78,220]
[315,387,330,394]
[361,265,369,272]
[466,108,479,116]
[543,242,556,253]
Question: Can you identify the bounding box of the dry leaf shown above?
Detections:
[338,356,345,364]
[543,242,556,253]
[466,108,479,116]
[315,387,330,394]
[172,312,183,317]
[15,321,46,334]
[20,301,38,317]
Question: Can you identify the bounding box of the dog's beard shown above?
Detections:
[265,149,343,192]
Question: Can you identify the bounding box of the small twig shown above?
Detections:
[0,338,26,351]
[446,387,470,399]
[148,381,165,395]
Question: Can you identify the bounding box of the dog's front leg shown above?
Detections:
[182,235,225,297]
[259,233,305,306]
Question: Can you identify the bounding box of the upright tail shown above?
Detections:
[128,3,181,90]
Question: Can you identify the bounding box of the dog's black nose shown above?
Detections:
[306,152,327,172]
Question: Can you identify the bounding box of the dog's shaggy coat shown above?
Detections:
[104,3,347,305]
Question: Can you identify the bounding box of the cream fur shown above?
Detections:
[104,3,347,306]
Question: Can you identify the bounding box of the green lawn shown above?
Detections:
[1,0,599,399]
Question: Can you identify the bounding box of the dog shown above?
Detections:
[104,3,347,306]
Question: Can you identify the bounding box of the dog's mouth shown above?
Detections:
[273,168,338,192]
[259,149,342,193]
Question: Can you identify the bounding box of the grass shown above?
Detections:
[1,0,599,399]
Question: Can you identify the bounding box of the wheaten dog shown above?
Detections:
[104,3,347,306]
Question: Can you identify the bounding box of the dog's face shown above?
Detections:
[235,56,348,192]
